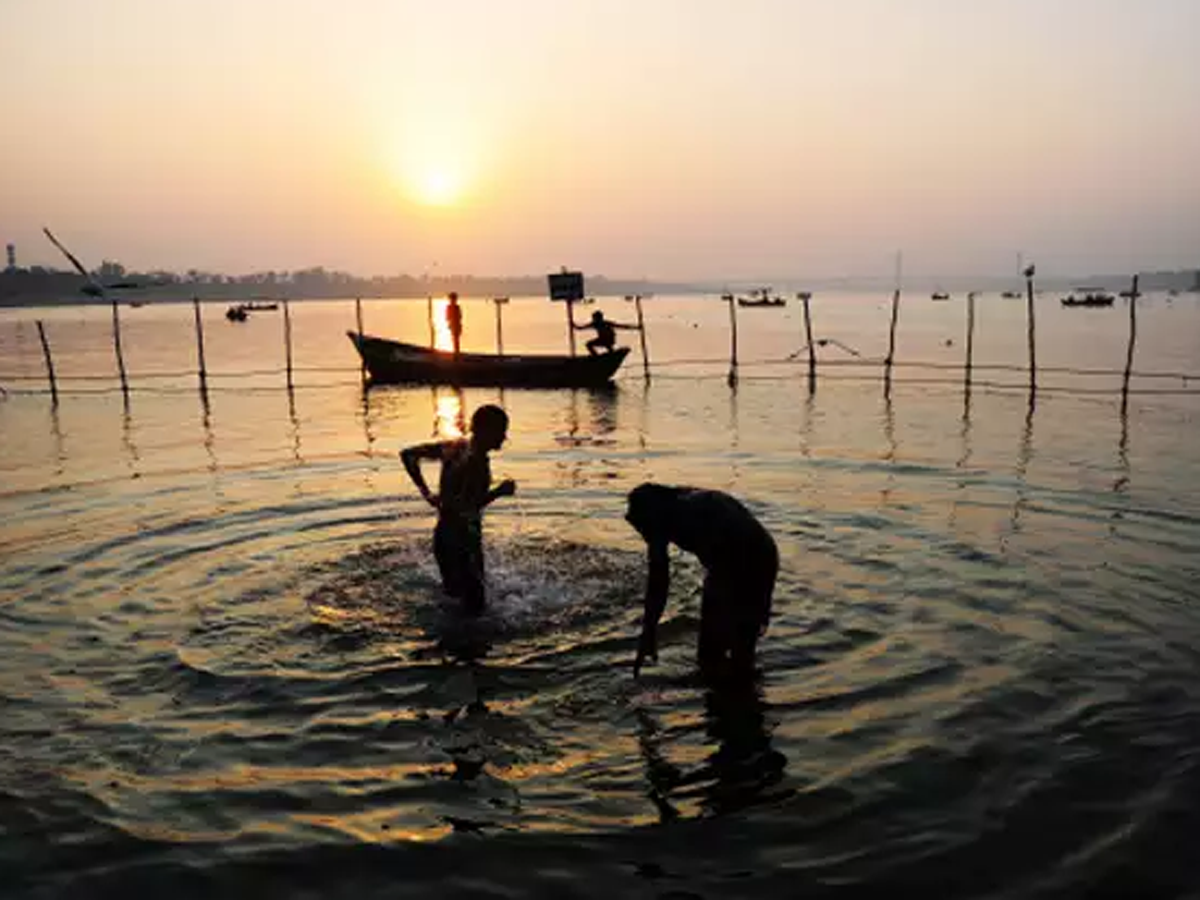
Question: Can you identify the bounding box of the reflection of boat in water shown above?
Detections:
[225,305,248,322]
[1061,288,1115,308]
[736,288,786,308]
[347,332,629,388]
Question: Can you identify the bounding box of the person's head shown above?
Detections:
[470,404,508,451]
[625,482,680,541]
[591,310,603,324]
[448,291,459,304]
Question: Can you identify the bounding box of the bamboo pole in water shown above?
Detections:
[634,294,651,381]
[800,292,816,388]
[494,297,506,356]
[426,294,435,347]
[110,296,129,399]
[355,297,366,384]
[283,299,294,391]
[1025,266,1037,394]
[1121,274,1140,411]
[192,297,207,393]
[566,298,577,357]
[884,251,902,393]
[725,293,739,387]
[964,291,976,386]
[36,320,58,405]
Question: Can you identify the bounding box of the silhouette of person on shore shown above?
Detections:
[401,404,516,614]
[574,310,636,355]
[625,483,777,680]
[446,291,464,356]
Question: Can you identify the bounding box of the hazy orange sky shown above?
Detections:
[3,0,1198,280]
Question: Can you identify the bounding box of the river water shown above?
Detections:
[2,294,1199,898]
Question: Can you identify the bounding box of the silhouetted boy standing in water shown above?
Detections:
[625,483,777,679]
[401,405,515,614]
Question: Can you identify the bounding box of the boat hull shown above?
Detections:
[347,332,630,388]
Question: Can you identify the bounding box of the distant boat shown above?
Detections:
[225,305,248,322]
[1060,288,1115,308]
[346,332,629,388]
[240,301,279,312]
[931,291,950,301]
[736,287,786,308]
[1000,290,1021,299]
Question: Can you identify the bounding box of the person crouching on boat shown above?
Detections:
[574,310,637,355]
[401,404,516,614]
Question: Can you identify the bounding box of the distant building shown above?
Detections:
[4,244,14,273]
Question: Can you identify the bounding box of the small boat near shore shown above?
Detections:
[347,332,629,388]
[1061,288,1115,308]
[931,291,950,301]
[735,288,786,308]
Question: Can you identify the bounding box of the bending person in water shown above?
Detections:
[625,483,777,680]
[573,310,638,355]
[401,404,515,614]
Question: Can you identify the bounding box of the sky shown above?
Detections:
[2,0,1198,281]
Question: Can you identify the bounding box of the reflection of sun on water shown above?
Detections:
[435,388,464,438]
[432,298,453,352]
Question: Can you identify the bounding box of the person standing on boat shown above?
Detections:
[401,404,516,614]
[625,483,778,681]
[446,291,464,356]
[574,310,637,355]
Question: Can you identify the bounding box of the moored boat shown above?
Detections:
[1060,288,1115,308]
[736,287,786,308]
[347,332,630,388]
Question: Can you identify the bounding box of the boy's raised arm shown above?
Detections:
[400,441,444,508]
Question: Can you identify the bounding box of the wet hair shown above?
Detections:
[626,482,680,538]
[470,404,508,437]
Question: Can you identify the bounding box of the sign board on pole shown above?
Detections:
[548,271,585,302]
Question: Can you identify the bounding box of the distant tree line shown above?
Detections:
[0,261,693,306]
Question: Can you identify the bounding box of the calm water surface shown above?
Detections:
[2,295,1199,898]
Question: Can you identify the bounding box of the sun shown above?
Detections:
[415,166,464,207]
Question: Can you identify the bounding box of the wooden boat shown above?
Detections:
[736,288,786,308]
[347,332,630,388]
[1060,288,1115,308]
[225,305,248,322]
[1000,290,1021,299]
[240,301,279,312]
[931,291,950,301]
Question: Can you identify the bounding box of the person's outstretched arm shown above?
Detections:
[634,541,669,676]
[400,441,445,509]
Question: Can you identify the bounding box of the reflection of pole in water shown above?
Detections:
[288,386,303,465]
[122,396,140,477]
[880,392,897,506]
[1114,399,1130,493]
[200,388,216,473]
[48,400,65,479]
[949,390,974,533]
[728,384,741,488]
[1006,400,1036,541]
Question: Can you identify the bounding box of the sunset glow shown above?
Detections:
[1,0,1197,280]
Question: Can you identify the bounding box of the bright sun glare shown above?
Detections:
[415,166,464,207]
